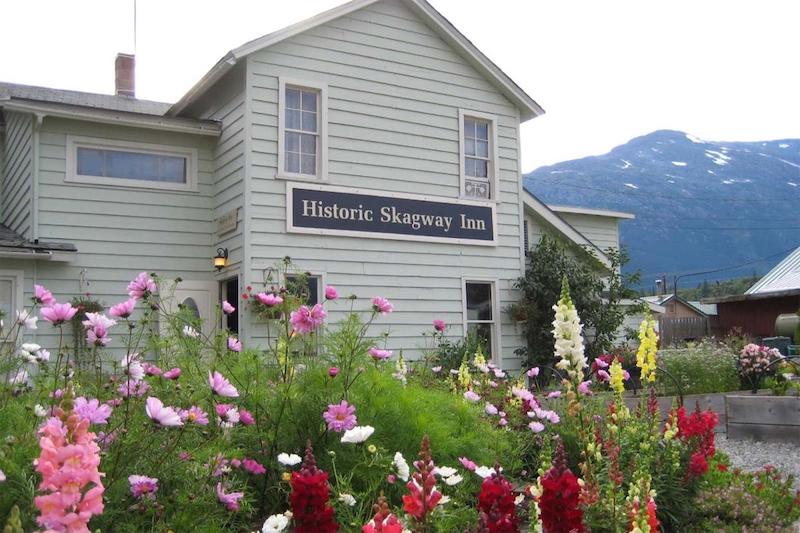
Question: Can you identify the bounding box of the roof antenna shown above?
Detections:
[133,0,137,55]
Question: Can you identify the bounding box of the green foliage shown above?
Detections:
[424,332,485,372]
[515,233,640,369]
[657,341,741,395]
[676,274,761,301]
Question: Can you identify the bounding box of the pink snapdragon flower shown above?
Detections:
[593,357,609,369]
[40,302,77,325]
[597,369,611,382]
[239,409,255,426]
[290,304,326,334]
[34,284,56,306]
[222,300,236,314]
[325,285,339,300]
[547,391,561,399]
[372,296,394,314]
[526,367,540,378]
[163,367,182,380]
[74,397,113,425]
[256,292,283,307]
[180,406,209,426]
[242,458,266,475]
[368,347,392,361]
[216,483,244,511]
[128,271,157,299]
[227,336,242,352]
[109,298,137,319]
[578,380,593,395]
[323,401,358,433]
[129,475,159,500]
[145,397,183,427]
[433,319,446,332]
[209,371,239,397]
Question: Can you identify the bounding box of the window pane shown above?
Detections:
[159,156,186,182]
[0,279,12,319]
[475,159,488,178]
[301,91,317,112]
[467,323,493,358]
[286,275,320,306]
[465,138,475,157]
[301,111,317,133]
[464,118,475,139]
[286,88,301,110]
[466,282,492,321]
[476,121,489,140]
[285,151,300,173]
[78,147,185,183]
[300,134,317,156]
[286,109,301,130]
[286,132,300,153]
[465,157,475,177]
[477,139,489,158]
[301,154,316,175]
[76,148,104,176]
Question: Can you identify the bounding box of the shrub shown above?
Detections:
[657,340,740,395]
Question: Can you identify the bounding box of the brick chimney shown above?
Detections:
[115,53,135,97]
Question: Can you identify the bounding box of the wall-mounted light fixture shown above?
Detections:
[214,248,229,271]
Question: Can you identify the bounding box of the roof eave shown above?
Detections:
[166,53,238,117]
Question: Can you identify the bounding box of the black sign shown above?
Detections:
[287,183,495,245]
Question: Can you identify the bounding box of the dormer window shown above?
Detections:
[459,110,498,201]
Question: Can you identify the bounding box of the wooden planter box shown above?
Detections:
[726,395,800,443]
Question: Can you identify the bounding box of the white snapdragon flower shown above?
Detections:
[551,280,586,381]
[338,493,356,506]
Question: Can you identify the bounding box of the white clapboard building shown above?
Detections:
[0,0,632,368]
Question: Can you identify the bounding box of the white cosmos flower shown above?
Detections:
[393,452,410,482]
[444,474,463,486]
[183,325,200,338]
[434,466,458,478]
[341,425,374,444]
[474,465,502,479]
[262,513,290,533]
[35,349,50,363]
[277,453,302,466]
[34,404,49,417]
[16,310,38,330]
[9,369,28,386]
[338,493,356,506]
[120,353,145,381]
[438,495,450,505]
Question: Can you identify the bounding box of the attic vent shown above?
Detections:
[523,220,530,255]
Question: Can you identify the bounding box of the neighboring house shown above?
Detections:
[705,247,800,338]
[0,0,627,369]
[642,293,715,344]
[642,294,715,320]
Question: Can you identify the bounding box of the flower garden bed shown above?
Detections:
[726,395,800,443]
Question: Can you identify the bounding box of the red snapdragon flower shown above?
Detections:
[538,438,585,533]
[477,465,519,532]
[402,435,442,527]
[290,441,338,533]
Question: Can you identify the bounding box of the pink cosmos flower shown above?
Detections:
[162,367,182,380]
[143,363,163,376]
[526,367,540,378]
[622,370,631,381]
[180,406,209,426]
[34,284,56,306]
[242,458,266,475]
[459,457,477,471]
[499,417,508,427]
[222,300,236,314]
[179,451,191,461]
[209,371,239,397]
[83,312,116,346]
[529,421,545,433]
[128,272,157,300]
[328,367,339,377]
[578,380,593,395]
[387,474,397,484]
[433,319,446,332]
[109,298,137,319]
[432,366,442,373]
[463,390,481,402]
[323,400,358,433]
[289,303,326,334]
[485,403,499,416]
[368,347,392,361]
[117,379,150,397]
[216,483,244,511]
[547,391,561,399]
[87,326,112,347]
[325,285,339,300]
[239,409,255,426]
[215,404,240,425]
[372,296,394,314]
[145,397,183,427]
[129,475,159,500]
[227,336,242,352]
[40,303,78,325]
[597,369,611,382]
[255,292,283,307]
[74,397,113,425]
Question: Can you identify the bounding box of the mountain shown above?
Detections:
[523,130,800,290]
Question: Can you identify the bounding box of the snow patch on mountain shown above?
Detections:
[671,161,687,166]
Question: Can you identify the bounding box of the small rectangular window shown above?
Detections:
[285,274,321,306]
[459,110,497,201]
[464,281,496,359]
[284,86,319,176]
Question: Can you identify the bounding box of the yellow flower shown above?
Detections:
[457,359,471,389]
[609,360,625,395]
[282,471,291,482]
[367,444,377,454]
[636,314,659,383]
[472,347,486,367]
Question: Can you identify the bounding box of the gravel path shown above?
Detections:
[716,435,800,491]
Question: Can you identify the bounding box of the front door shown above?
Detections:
[170,280,219,337]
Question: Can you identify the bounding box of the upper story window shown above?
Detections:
[278,78,328,180]
[66,136,198,191]
[458,110,498,202]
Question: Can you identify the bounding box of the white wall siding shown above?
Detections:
[557,212,621,252]
[1,111,34,238]
[244,0,525,365]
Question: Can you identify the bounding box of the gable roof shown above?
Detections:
[642,294,711,317]
[746,246,800,295]
[167,0,544,120]
[522,190,612,268]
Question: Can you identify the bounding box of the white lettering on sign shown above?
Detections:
[217,208,238,235]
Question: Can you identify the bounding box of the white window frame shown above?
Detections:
[0,270,25,348]
[461,277,502,364]
[65,135,198,192]
[458,109,499,203]
[277,78,328,181]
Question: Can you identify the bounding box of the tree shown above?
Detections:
[513,234,640,370]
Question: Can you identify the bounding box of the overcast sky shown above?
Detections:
[1,0,798,172]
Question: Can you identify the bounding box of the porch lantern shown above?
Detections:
[214,248,229,271]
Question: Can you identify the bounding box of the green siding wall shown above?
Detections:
[1,111,33,238]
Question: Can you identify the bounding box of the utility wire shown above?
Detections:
[635,244,798,280]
